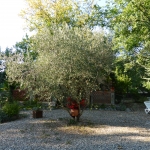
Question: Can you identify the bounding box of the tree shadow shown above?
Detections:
[0,109,150,150]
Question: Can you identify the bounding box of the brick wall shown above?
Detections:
[12,89,27,101]
[90,91,115,105]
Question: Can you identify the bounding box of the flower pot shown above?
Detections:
[33,110,43,118]
[70,109,79,117]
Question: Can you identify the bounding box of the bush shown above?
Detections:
[2,101,20,117]
[0,109,9,123]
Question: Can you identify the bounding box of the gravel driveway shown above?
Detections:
[0,109,150,150]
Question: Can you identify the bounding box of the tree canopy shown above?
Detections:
[94,0,150,52]
[4,0,150,106]
[6,25,114,102]
[20,0,98,31]
[92,0,150,92]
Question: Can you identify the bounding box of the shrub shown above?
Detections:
[2,101,20,117]
[0,109,9,123]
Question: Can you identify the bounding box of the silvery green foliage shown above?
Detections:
[5,25,114,103]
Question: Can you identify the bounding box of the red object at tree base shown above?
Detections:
[67,97,86,109]
[70,109,79,117]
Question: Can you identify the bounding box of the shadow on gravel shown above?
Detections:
[1,110,150,150]
[19,117,150,149]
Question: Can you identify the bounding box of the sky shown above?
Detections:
[0,0,106,51]
[0,0,27,51]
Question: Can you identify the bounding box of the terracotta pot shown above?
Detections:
[33,110,43,118]
[70,109,79,117]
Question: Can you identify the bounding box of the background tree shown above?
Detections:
[14,34,38,60]
[143,54,150,90]
[0,48,16,103]
[93,0,150,95]
[20,0,98,31]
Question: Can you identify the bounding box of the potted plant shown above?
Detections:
[32,106,43,118]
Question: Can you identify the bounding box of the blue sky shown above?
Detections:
[0,0,106,51]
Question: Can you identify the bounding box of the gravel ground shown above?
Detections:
[0,108,150,150]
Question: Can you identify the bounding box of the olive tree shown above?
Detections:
[6,25,114,120]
